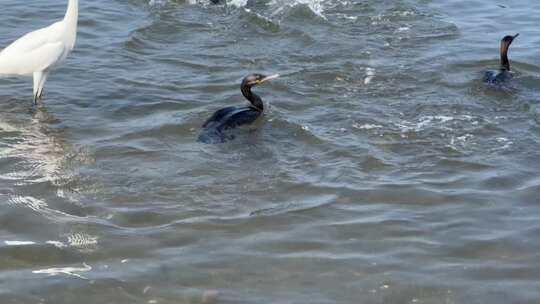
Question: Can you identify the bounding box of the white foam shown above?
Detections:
[68,233,98,248]
[416,115,454,130]
[149,0,330,19]
[46,241,68,248]
[456,134,473,142]
[182,0,248,7]
[352,123,382,130]
[32,263,92,279]
[229,0,249,7]
[7,196,47,212]
[399,115,458,133]
[495,137,513,149]
[5,241,36,246]
[269,0,326,18]
[148,0,168,6]
[0,122,18,132]
[397,26,410,32]
[364,67,376,85]
[448,134,474,150]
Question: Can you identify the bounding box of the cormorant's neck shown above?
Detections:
[241,85,263,111]
[500,44,510,71]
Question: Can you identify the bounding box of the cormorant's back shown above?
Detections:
[198,106,261,143]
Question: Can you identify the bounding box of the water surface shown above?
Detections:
[1,0,540,303]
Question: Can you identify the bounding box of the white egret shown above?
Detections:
[0,0,78,104]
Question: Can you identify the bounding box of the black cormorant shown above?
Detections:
[198,73,279,143]
[484,34,519,84]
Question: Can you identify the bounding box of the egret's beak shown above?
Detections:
[259,74,280,84]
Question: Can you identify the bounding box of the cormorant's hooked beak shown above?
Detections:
[258,74,280,84]
[508,33,520,45]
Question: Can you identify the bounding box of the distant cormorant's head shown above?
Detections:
[242,74,280,88]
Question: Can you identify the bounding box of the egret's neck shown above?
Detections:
[64,0,78,22]
[64,0,79,42]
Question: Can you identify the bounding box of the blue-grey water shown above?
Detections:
[1,0,540,303]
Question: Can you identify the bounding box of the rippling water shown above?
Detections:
[1,0,540,303]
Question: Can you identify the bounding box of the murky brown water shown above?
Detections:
[1,0,540,303]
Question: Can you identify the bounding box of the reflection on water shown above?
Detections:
[0,106,93,209]
[1,107,74,183]
[32,263,92,279]
[0,103,100,285]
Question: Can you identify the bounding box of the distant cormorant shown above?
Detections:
[484,34,519,84]
[198,73,279,144]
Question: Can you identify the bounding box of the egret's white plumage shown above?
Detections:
[0,0,78,103]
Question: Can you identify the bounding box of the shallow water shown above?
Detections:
[1,0,540,303]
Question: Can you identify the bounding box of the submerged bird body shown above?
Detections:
[0,0,78,103]
[202,106,262,130]
[483,34,519,85]
[483,69,512,84]
[198,74,279,144]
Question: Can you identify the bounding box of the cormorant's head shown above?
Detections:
[242,74,280,88]
[501,33,519,47]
